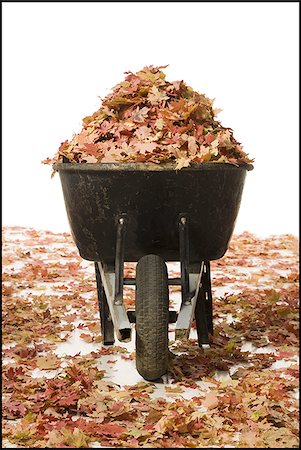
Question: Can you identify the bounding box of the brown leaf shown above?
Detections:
[202,391,219,410]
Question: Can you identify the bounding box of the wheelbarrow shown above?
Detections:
[53,161,253,381]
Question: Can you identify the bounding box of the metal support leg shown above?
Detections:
[95,262,115,345]
[115,216,126,306]
[195,282,209,345]
[176,214,205,340]
[179,215,190,306]
[195,261,213,345]
[204,261,213,335]
[175,262,205,340]
[95,215,131,342]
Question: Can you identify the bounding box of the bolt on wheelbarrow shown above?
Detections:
[54,161,253,381]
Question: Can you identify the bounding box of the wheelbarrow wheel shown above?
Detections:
[135,254,169,381]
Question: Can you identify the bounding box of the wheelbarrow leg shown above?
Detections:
[204,261,213,335]
[195,261,213,346]
[179,215,190,306]
[95,216,131,342]
[95,262,115,345]
[175,215,213,344]
[175,215,205,340]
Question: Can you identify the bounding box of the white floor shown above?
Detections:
[2,228,299,448]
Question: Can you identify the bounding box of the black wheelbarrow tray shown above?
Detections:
[54,161,253,381]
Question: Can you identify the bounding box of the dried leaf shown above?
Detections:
[36,354,61,370]
[202,391,219,410]
[43,65,254,168]
[175,157,191,170]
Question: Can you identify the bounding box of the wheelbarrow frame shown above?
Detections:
[54,161,253,379]
[93,213,213,346]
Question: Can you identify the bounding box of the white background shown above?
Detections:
[2,2,299,237]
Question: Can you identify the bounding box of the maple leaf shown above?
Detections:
[136,65,168,82]
[154,118,165,130]
[134,125,152,140]
[154,416,171,433]
[204,133,215,145]
[165,386,184,393]
[125,427,150,439]
[169,98,187,112]
[147,85,169,105]
[172,80,182,91]
[81,155,98,163]
[209,139,219,156]
[134,142,158,154]
[82,143,100,156]
[202,391,219,410]
[131,106,150,123]
[239,430,262,448]
[213,107,223,116]
[50,427,91,448]
[175,157,191,170]
[82,115,94,125]
[124,73,141,91]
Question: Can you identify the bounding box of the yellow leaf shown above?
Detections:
[224,342,236,353]
[175,157,191,170]
[87,321,101,333]
[36,354,61,370]
[61,427,91,448]
[219,378,239,389]
[155,118,165,130]
[165,385,184,393]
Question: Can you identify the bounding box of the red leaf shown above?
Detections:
[205,133,215,145]
[94,423,127,437]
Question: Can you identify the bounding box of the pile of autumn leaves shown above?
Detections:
[44,65,253,170]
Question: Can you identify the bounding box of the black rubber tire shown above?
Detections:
[135,254,169,381]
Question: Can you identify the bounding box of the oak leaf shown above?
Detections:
[36,354,61,370]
